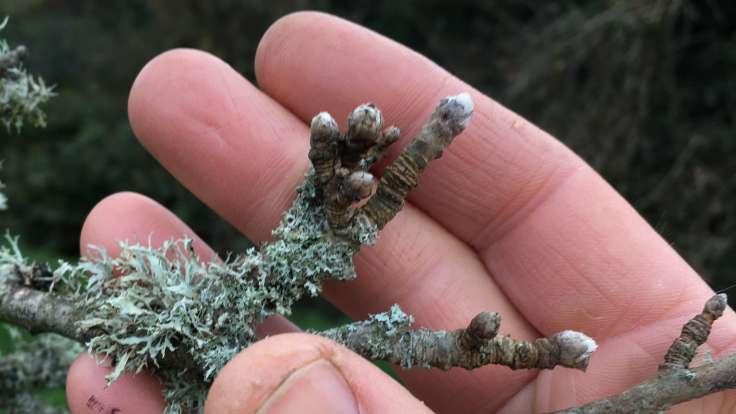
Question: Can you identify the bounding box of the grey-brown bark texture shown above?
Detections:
[552,294,736,413]
[321,308,596,371]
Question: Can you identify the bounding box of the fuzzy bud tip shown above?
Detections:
[553,330,597,371]
[437,92,474,134]
[310,112,339,143]
[347,103,383,144]
[705,294,728,318]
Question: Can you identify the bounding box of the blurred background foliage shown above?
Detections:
[0,0,734,335]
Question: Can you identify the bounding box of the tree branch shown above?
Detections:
[0,94,594,413]
[320,305,596,371]
[553,294,735,413]
[0,279,85,341]
[360,93,473,229]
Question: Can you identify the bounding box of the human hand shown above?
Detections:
[65,12,736,413]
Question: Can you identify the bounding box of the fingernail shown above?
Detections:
[258,359,359,414]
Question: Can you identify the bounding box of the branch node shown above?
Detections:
[460,311,500,350]
[361,126,400,169]
[660,294,728,371]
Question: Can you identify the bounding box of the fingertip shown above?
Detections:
[79,191,215,260]
[66,353,166,414]
[255,11,331,92]
[206,333,429,414]
[80,191,155,256]
[128,48,224,148]
[127,43,310,243]
[255,10,446,129]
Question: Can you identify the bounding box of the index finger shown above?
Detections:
[255,12,736,341]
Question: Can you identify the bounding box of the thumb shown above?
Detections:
[205,332,431,414]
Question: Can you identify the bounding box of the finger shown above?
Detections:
[70,191,206,413]
[67,354,165,414]
[255,11,580,250]
[79,192,216,260]
[254,12,735,342]
[205,333,431,414]
[129,48,542,411]
[68,192,298,413]
[80,192,298,337]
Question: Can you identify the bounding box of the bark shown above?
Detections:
[321,308,596,371]
[551,295,735,413]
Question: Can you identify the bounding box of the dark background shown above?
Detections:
[0,0,735,329]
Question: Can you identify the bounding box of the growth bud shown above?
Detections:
[341,171,376,204]
[346,103,383,149]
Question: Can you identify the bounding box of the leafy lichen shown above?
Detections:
[0,17,54,132]
[0,170,381,412]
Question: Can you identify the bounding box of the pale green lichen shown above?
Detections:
[320,304,420,368]
[0,171,380,413]
[0,17,54,132]
[74,172,376,411]
[0,233,26,296]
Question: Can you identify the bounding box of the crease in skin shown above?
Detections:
[473,163,586,251]
[249,342,366,414]
[254,357,326,414]
[535,237,619,334]
[215,61,241,123]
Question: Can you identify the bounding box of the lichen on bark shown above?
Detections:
[0,94,600,413]
[0,17,54,132]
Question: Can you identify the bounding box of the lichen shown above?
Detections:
[0,94,604,413]
[0,17,54,132]
[320,304,418,368]
[1,170,380,412]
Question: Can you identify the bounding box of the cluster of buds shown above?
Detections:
[309,103,399,232]
[308,93,474,236]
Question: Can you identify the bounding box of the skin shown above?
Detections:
[65,11,736,414]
